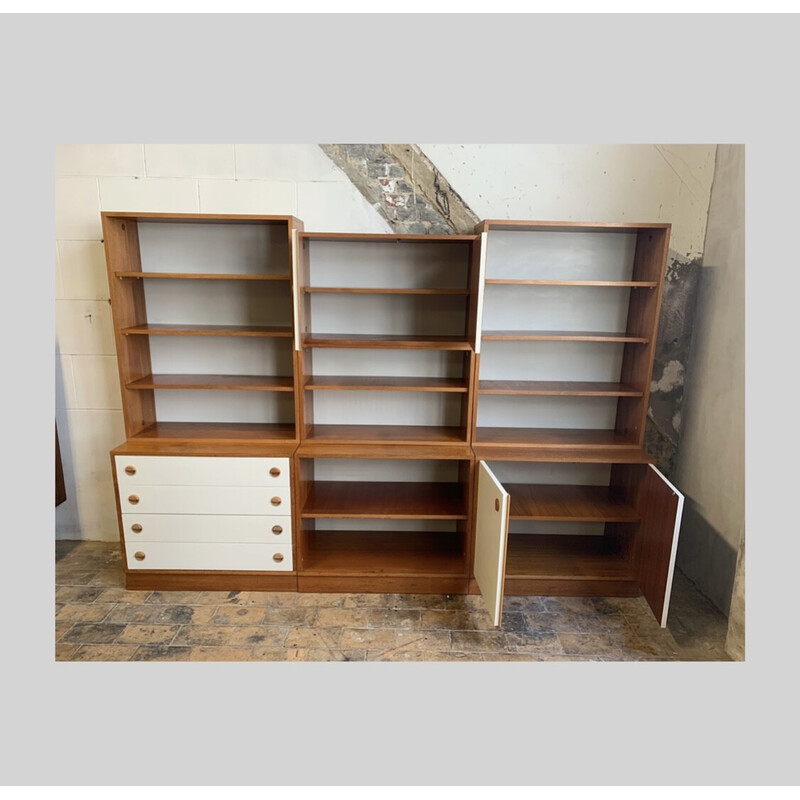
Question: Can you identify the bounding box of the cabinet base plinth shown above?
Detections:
[125,570,298,592]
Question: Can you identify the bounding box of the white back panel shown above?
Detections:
[313,459,460,483]
[308,240,470,289]
[477,395,618,429]
[154,389,294,424]
[310,348,465,379]
[487,462,611,485]
[485,230,636,281]
[149,337,293,376]
[138,222,289,275]
[312,391,463,427]
[508,521,605,536]
[313,520,458,533]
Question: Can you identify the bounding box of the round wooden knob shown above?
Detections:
[270,496,282,507]
[124,465,136,475]
[272,525,283,535]
[134,551,146,561]
[273,553,284,563]
[269,467,281,477]
[128,495,140,505]
[131,523,143,533]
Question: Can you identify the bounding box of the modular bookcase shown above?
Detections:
[102,213,683,625]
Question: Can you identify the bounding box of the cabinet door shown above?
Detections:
[635,464,685,627]
[474,461,510,627]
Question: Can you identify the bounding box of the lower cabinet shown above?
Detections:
[110,448,683,627]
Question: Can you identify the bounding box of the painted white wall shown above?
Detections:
[420,144,716,260]
[55,144,390,541]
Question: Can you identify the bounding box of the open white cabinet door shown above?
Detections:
[635,463,685,628]
[474,461,510,627]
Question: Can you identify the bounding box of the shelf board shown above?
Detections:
[304,424,469,447]
[126,374,294,392]
[302,333,472,350]
[302,481,468,520]
[475,428,639,449]
[129,422,296,444]
[301,232,477,243]
[505,533,634,580]
[481,330,648,343]
[115,272,290,281]
[505,484,639,522]
[122,323,294,338]
[302,530,465,576]
[305,376,469,393]
[485,279,657,288]
[478,380,642,397]
[303,286,469,295]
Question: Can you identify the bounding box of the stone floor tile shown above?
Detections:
[55,620,74,642]
[173,624,288,648]
[55,603,116,623]
[504,631,564,656]
[211,606,268,626]
[186,646,258,661]
[541,596,620,615]
[501,595,549,613]
[284,626,342,651]
[369,649,467,662]
[571,613,633,635]
[55,586,107,604]
[55,571,96,586]
[480,652,543,662]
[87,569,126,587]
[316,607,370,628]
[116,624,182,645]
[385,593,448,610]
[420,609,478,631]
[367,609,421,630]
[443,594,489,611]
[70,644,138,661]
[280,648,366,662]
[145,591,204,605]
[94,588,151,605]
[261,607,318,626]
[340,627,398,650]
[60,622,127,644]
[294,593,347,608]
[105,604,217,625]
[131,645,194,661]
[557,633,668,660]
[394,630,453,652]
[55,643,81,660]
[342,593,394,609]
[450,630,512,653]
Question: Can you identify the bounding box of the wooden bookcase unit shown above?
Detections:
[471,221,684,626]
[102,214,683,627]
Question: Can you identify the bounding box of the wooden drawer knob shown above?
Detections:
[495,499,500,511]
[272,525,283,535]
[269,467,281,477]
[134,551,146,561]
[128,495,140,505]
[270,496,282,507]
[131,523,143,533]
[124,465,136,475]
[273,553,284,563]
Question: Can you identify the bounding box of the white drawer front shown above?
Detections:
[115,456,290,488]
[119,485,291,516]
[125,541,293,571]
[121,514,291,544]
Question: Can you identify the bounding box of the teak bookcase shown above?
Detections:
[102,212,684,626]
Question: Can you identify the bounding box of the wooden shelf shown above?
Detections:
[305,376,468,393]
[485,279,656,288]
[302,481,467,519]
[481,330,648,343]
[475,428,639,449]
[122,323,293,338]
[126,374,294,392]
[505,533,634,580]
[301,232,477,243]
[115,272,290,281]
[505,484,638,522]
[478,380,642,397]
[304,424,469,446]
[129,422,296,443]
[302,530,465,575]
[302,333,472,350]
[303,286,469,295]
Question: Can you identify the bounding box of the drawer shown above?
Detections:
[115,456,290,488]
[119,485,291,516]
[121,514,291,544]
[125,541,293,572]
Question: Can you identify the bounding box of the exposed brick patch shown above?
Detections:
[319,144,479,234]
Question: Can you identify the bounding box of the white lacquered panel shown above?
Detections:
[119,485,291,516]
[115,456,290,487]
[125,541,293,571]
[121,514,291,544]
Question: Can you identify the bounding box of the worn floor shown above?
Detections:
[55,540,732,662]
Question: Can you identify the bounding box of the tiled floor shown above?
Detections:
[55,540,733,662]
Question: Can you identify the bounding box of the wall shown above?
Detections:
[55,143,718,544]
[674,144,746,617]
[55,144,390,541]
